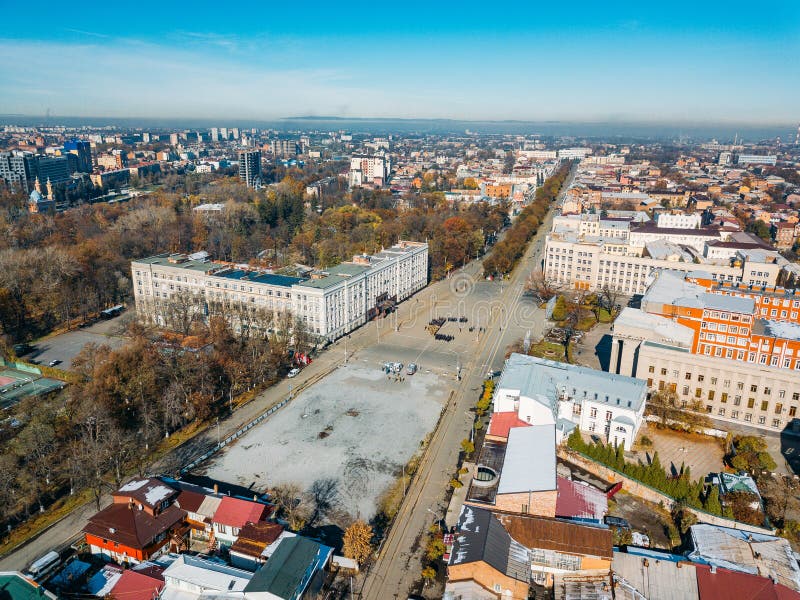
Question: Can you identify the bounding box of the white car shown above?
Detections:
[287,368,300,378]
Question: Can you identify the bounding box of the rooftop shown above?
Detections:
[244,536,332,598]
[754,319,800,342]
[0,572,57,600]
[212,268,304,288]
[612,551,699,600]
[497,354,647,413]
[498,425,557,495]
[687,524,800,592]
[496,512,613,560]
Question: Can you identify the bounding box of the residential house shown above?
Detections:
[160,554,252,600]
[106,564,165,600]
[83,479,187,564]
[212,496,273,548]
[612,548,699,600]
[555,477,608,525]
[243,536,333,600]
[0,572,57,600]
[447,506,531,599]
[229,522,286,571]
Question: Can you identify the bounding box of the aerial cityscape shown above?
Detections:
[0,2,799,599]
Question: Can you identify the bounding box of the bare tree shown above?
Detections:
[271,483,312,531]
[525,270,561,302]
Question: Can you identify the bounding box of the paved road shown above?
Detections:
[359,167,574,599]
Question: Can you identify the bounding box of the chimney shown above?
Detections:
[213,484,219,494]
[710,565,717,574]
[253,495,258,502]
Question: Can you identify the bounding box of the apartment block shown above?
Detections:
[131,241,428,341]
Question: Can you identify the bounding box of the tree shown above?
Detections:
[271,483,312,531]
[421,566,436,586]
[342,520,374,565]
[671,504,698,534]
[525,271,561,302]
[426,538,446,560]
[704,486,722,515]
[646,390,711,431]
[460,438,475,458]
[729,436,777,472]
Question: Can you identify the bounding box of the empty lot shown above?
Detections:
[198,362,448,520]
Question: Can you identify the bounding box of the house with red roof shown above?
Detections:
[486,411,531,443]
[107,565,165,600]
[83,479,187,564]
[212,496,273,548]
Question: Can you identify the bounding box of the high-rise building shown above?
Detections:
[0,151,37,193]
[231,128,240,140]
[238,150,262,189]
[169,133,179,146]
[63,140,92,173]
[35,156,70,184]
[270,139,300,157]
[220,128,229,140]
[210,127,219,142]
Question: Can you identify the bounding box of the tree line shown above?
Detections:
[482,161,572,276]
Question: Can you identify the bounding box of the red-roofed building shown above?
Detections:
[486,411,531,442]
[555,477,608,524]
[212,497,272,547]
[695,564,800,600]
[108,566,164,600]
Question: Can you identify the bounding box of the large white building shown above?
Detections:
[348,154,390,187]
[544,217,787,294]
[492,354,647,449]
[131,241,428,340]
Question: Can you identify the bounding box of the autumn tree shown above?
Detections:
[342,520,374,565]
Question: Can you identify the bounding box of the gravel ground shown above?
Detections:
[199,363,447,520]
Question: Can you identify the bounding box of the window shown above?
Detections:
[590,408,597,418]
[721,393,728,403]
[791,406,798,417]
[695,388,702,398]
[683,386,690,396]
[734,395,741,406]
[776,403,783,414]
[698,375,705,383]
[759,416,766,425]
[761,401,769,411]
[773,419,781,428]
[685,372,692,380]
[606,411,612,422]
[708,390,715,401]
[751,384,758,393]
[718,408,726,416]
[711,377,718,385]
[732,410,739,419]
[648,365,655,373]
[748,398,755,408]
[745,413,752,422]
[660,368,667,376]
[706,405,713,413]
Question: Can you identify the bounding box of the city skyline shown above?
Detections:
[1,0,798,124]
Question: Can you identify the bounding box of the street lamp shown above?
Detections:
[215,418,220,447]
[426,508,442,533]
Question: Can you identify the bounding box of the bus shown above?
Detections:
[25,550,61,581]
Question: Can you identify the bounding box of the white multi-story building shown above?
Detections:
[492,353,647,449]
[544,217,786,294]
[656,213,701,229]
[348,154,390,187]
[557,147,592,160]
[737,154,777,166]
[131,241,428,340]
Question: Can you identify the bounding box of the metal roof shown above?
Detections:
[497,354,647,413]
[498,424,557,495]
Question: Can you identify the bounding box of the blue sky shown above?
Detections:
[1,0,798,123]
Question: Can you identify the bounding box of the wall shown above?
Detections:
[448,562,529,600]
[491,490,558,518]
[557,448,774,535]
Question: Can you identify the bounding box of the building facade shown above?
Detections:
[238,150,262,189]
[131,241,428,340]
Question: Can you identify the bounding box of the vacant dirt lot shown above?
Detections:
[198,362,447,520]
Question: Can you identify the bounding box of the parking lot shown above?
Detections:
[198,361,448,521]
[21,313,131,370]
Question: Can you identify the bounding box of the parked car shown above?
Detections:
[406,363,418,375]
[604,515,630,529]
[287,368,300,378]
[48,359,61,367]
